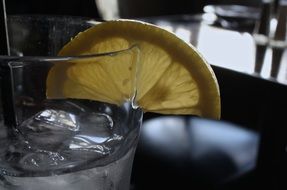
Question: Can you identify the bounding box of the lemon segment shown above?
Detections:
[46,20,221,119]
[47,48,138,105]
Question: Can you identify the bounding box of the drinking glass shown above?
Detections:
[0,15,142,190]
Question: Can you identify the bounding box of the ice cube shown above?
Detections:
[32,109,79,131]
[78,113,114,142]
[19,109,80,150]
[63,113,115,155]
[19,150,65,171]
[68,135,111,155]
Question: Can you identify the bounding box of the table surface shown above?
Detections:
[132,116,260,190]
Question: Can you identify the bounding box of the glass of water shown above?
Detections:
[0,15,142,190]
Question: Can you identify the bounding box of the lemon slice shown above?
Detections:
[46,20,221,119]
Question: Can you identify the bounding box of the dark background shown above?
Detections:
[6,0,100,18]
[6,0,263,18]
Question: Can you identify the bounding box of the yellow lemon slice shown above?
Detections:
[46,20,221,119]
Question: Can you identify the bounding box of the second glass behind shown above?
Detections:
[0,15,142,190]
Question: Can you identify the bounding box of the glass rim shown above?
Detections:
[0,45,138,63]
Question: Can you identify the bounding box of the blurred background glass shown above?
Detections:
[94,0,262,20]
